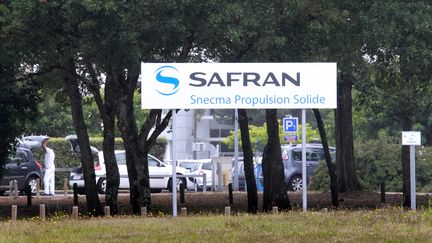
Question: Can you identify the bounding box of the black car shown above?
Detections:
[0,147,42,195]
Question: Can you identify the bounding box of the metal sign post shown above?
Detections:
[402,131,421,210]
[301,109,307,212]
[233,109,239,191]
[410,145,416,210]
[171,110,177,217]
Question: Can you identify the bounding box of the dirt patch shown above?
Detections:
[0,191,430,219]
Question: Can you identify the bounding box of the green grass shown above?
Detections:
[1,208,432,242]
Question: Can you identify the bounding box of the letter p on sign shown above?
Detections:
[283,117,298,133]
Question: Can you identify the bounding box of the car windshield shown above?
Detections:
[201,162,212,170]
[179,162,199,171]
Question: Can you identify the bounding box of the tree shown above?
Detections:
[6,0,104,215]
[0,2,41,168]
[238,109,258,213]
[262,110,290,211]
[362,0,432,207]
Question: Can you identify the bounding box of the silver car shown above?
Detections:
[282,144,335,192]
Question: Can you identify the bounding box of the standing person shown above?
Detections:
[42,138,55,196]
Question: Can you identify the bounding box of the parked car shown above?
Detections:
[178,159,212,191]
[0,135,47,195]
[232,158,263,191]
[67,145,191,194]
[281,144,336,192]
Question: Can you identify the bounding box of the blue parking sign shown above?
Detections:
[283,117,298,133]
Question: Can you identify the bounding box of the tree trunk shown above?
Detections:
[86,65,120,215]
[262,109,290,212]
[335,72,362,192]
[313,109,339,208]
[401,114,412,208]
[62,56,102,216]
[113,72,143,214]
[237,109,258,213]
[101,73,120,215]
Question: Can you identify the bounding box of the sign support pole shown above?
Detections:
[171,110,177,217]
[410,145,416,210]
[233,109,239,191]
[301,109,307,212]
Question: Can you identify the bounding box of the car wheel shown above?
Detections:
[97,178,107,194]
[26,176,38,194]
[288,175,303,192]
[168,177,186,192]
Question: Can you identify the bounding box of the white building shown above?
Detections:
[162,109,235,161]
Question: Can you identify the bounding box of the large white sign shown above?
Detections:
[141,63,337,109]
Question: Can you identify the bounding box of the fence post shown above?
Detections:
[104,206,110,217]
[380,182,386,204]
[180,183,185,204]
[73,183,78,206]
[203,174,207,192]
[141,207,147,217]
[13,180,18,198]
[36,178,40,197]
[225,206,231,216]
[180,207,187,216]
[72,206,79,220]
[11,205,17,222]
[26,185,32,206]
[9,181,13,199]
[63,178,68,197]
[228,183,233,206]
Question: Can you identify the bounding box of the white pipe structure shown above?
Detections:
[301,109,307,212]
[233,109,239,191]
[171,110,178,217]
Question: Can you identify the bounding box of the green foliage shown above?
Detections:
[310,135,432,192]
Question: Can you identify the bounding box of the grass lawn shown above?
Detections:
[1,207,432,242]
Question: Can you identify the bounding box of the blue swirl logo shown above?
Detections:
[154,65,180,96]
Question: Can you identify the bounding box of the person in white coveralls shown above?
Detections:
[42,138,55,196]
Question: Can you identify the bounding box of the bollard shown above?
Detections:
[36,178,40,197]
[72,206,79,220]
[26,185,32,206]
[40,204,46,221]
[203,174,207,192]
[228,183,233,206]
[225,206,231,216]
[104,206,110,217]
[73,183,78,206]
[180,207,187,216]
[11,205,17,222]
[180,183,185,204]
[141,207,147,217]
[272,206,279,214]
[64,178,68,197]
[217,163,223,192]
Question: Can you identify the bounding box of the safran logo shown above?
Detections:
[154,65,180,96]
